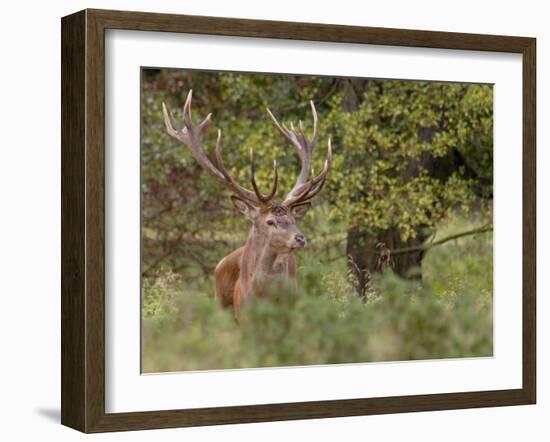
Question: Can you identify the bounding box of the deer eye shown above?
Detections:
[266,220,276,227]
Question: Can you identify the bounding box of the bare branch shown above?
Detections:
[390,224,493,255]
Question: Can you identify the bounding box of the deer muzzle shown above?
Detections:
[294,234,307,248]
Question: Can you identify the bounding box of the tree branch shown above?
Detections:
[390,224,493,256]
[318,224,493,264]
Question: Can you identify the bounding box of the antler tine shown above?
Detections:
[266,108,304,158]
[266,108,290,139]
[162,101,184,139]
[182,89,193,129]
[310,100,319,146]
[181,90,213,132]
[264,159,279,202]
[250,148,278,205]
[282,137,332,207]
[163,90,259,204]
[213,131,259,204]
[267,101,321,202]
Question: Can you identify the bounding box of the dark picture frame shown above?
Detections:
[61,8,536,433]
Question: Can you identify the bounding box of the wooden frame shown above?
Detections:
[61,8,536,433]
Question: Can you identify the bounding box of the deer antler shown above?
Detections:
[266,101,332,207]
[163,90,278,207]
[250,149,278,204]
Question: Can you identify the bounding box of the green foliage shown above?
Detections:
[423,216,493,304]
[324,81,493,240]
[141,69,493,274]
[142,220,493,372]
[140,69,494,372]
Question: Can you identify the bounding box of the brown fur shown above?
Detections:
[214,207,302,321]
[162,91,330,321]
[214,247,244,308]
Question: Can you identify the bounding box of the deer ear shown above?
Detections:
[231,196,259,221]
[290,202,312,220]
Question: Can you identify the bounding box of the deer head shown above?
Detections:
[162,90,332,253]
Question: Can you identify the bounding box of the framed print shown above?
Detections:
[61,9,536,433]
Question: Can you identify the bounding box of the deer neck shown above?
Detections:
[241,227,290,295]
[246,227,290,273]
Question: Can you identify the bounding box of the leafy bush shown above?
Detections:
[142,227,492,373]
[423,216,493,304]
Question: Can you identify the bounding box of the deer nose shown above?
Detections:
[295,234,306,246]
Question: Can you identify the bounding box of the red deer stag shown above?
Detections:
[162,90,332,319]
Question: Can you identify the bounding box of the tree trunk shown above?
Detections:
[342,79,440,293]
[346,228,427,281]
[339,78,433,295]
